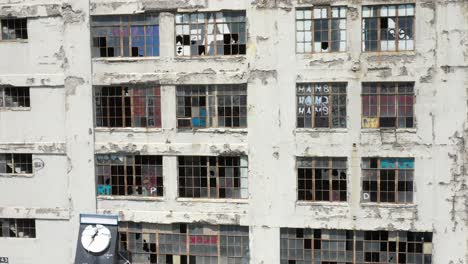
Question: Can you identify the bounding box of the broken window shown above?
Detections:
[362,158,414,203]
[297,157,347,202]
[296,6,346,53]
[95,86,161,128]
[362,82,414,128]
[362,4,415,52]
[297,83,346,128]
[118,222,249,264]
[0,154,32,175]
[0,219,35,238]
[178,156,248,199]
[0,87,30,108]
[96,154,163,197]
[176,85,247,129]
[280,228,432,264]
[175,11,246,56]
[91,14,159,57]
[0,18,27,40]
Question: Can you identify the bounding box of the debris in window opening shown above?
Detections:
[95,86,161,128]
[362,4,414,51]
[175,11,246,56]
[91,14,160,57]
[281,228,433,263]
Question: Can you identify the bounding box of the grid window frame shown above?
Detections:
[362,157,415,204]
[361,82,415,129]
[0,87,30,109]
[297,157,348,202]
[0,17,28,40]
[117,222,249,264]
[296,6,347,53]
[0,153,33,175]
[297,83,347,128]
[362,4,415,52]
[96,154,164,197]
[91,14,160,58]
[0,219,36,238]
[176,84,248,129]
[175,11,247,57]
[280,228,433,264]
[94,86,161,128]
[177,156,249,199]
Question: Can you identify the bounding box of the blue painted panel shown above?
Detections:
[398,158,414,169]
[192,117,201,127]
[380,158,397,168]
[97,185,111,195]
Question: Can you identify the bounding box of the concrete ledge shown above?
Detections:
[0,143,66,154]
[0,74,65,87]
[0,3,62,18]
[94,142,248,156]
[0,207,70,220]
[98,209,247,225]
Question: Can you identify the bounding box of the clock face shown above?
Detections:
[81,224,111,254]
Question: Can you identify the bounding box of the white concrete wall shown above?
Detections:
[0,0,467,263]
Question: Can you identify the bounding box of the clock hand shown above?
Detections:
[86,228,99,252]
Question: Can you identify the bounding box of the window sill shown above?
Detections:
[297,52,349,58]
[174,55,246,61]
[0,173,33,178]
[97,195,165,201]
[176,198,248,204]
[295,128,348,133]
[0,107,31,111]
[296,201,349,207]
[92,56,160,62]
[0,39,28,43]
[177,128,248,134]
[0,237,36,240]
[362,50,416,55]
[360,202,416,208]
[361,128,417,133]
[94,127,163,133]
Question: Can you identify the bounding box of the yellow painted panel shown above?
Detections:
[362,117,379,128]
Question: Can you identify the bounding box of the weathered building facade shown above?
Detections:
[0,0,467,263]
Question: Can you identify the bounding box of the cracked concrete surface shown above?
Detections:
[0,0,467,263]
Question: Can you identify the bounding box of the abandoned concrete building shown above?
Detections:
[0,0,467,263]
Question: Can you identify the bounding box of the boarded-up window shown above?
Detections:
[362,82,414,128]
[297,157,347,202]
[281,228,433,263]
[178,156,248,199]
[0,219,35,238]
[96,154,163,197]
[95,86,161,128]
[118,222,249,264]
[0,154,32,175]
[297,83,346,128]
[91,14,159,57]
[296,6,347,53]
[176,85,247,129]
[362,4,415,51]
[175,11,246,56]
[0,18,27,40]
[0,87,30,108]
[362,158,414,203]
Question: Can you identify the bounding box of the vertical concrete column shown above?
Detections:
[159,12,175,59]
[250,226,280,264]
[161,85,176,130]
[347,4,362,56]
[163,156,178,201]
[62,0,95,261]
